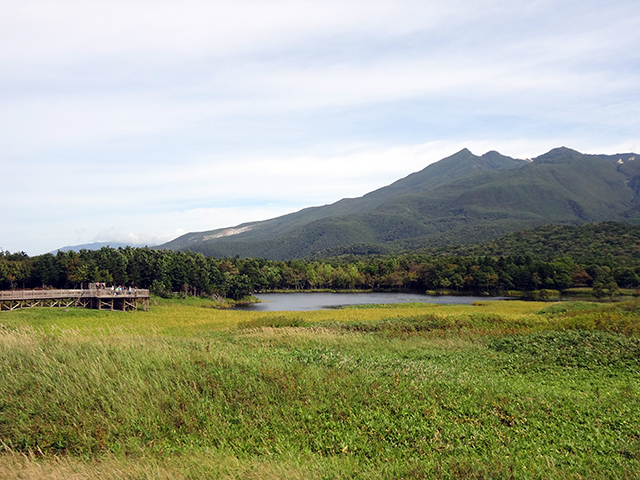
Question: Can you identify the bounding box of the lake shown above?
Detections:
[235,292,511,312]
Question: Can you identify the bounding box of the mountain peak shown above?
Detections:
[533,147,584,163]
[448,147,476,159]
[482,150,500,156]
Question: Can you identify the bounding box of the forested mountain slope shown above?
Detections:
[158,147,640,259]
[418,222,640,264]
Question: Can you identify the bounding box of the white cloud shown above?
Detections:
[1,0,640,255]
[1,0,451,67]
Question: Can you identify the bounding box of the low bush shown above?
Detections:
[324,312,533,337]
[237,315,306,329]
[556,299,640,335]
[522,289,561,300]
[536,301,600,315]
[489,330,640,370]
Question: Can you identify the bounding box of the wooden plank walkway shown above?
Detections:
[0,288,150,312]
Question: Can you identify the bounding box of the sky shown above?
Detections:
[2,0,640,255]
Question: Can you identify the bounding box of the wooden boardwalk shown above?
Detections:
[0,288,150,312]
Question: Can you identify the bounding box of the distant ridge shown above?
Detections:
[52,242,147,253]
[157,147,640,260]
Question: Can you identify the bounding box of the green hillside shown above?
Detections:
[419,221,640,264]
[158,147,640,259]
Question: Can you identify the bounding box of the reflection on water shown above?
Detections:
[235,292,510,312]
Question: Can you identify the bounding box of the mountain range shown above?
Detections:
[51,242,147,254]
[154,146,640,260]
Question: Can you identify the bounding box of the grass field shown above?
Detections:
[1,297,639,479]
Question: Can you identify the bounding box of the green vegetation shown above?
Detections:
[1,298,638,478]
[424,222,640,263]
[4,226,640,298]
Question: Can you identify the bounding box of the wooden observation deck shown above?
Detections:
[0,288,150,312]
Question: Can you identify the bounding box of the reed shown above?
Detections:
[0,298,638,479]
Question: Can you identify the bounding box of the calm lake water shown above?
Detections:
[235,292,511,312]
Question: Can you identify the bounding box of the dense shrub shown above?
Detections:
[489,330,640,369]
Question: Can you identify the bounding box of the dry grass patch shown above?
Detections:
[0,452,327,480]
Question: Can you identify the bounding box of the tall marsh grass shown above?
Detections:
[0,298,639,478]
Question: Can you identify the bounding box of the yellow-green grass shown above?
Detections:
[0,450,355,480]
[0,297,548,337]
[1,298,639,479]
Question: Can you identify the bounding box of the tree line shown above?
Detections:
[1,247,636,299]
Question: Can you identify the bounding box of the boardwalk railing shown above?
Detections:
[0,289,150,312]
[0,289,149,300]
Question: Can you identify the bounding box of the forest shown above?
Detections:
[0,241,633,299]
